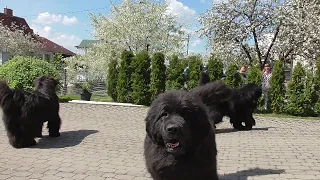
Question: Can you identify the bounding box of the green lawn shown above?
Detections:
[254,113,319,120]
[59,94,113,103]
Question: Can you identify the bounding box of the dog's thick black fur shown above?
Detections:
[0,76,61,148]
[144,90,218,180]
[191,77,262,130]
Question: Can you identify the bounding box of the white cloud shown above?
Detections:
[33,12,78,26]
[62,16,78,26]
[30,24,81,54]
[33,12,62,25]
[191,39,202,47]
[165,0,196,24]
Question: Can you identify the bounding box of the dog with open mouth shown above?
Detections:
[143,90,219,180]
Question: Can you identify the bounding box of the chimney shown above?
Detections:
[4,7,13,17]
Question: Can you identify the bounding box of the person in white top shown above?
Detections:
[262,64,272,110]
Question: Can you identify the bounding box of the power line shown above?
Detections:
[23,7,109,17]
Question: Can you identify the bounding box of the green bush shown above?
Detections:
[246,65,262,85]
[304,71,318,116]
[131,51,151,106]
[225,64,242,89]
[269,60,286,113]
[206,54,223,81]
[107,57,118,102]
[0,56,60,91]
[314,58,320,116]
[150,52,166,101]
[50,53,65,73]
[116,50,134,103]
[286,62,307,116]
[165,55,185,91]
[187,56,203,89]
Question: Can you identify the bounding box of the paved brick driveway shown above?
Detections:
[0,103,319,180]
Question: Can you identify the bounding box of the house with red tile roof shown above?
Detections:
[0,7,76,64]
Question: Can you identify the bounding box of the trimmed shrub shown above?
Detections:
[0,56,60,91]
[225,64,242,89]
[165,55,185,91]
[304,71,318,116]
[314,58,320,116]
[50,53,65,73]
[131,51,151,106]
[150,52,166,101]
[187,56,203,89]
[206,55,223,81]
[269,60,286,113]
[116,50,134,103]
[107,57,118,102]
[246,65,262,85]
[286,62,307,116]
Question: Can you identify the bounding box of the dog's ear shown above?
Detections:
[145,110,163,145]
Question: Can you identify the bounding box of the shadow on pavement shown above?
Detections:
[32,129,99,149]
[215,127,271,134]
[220,168,285,180]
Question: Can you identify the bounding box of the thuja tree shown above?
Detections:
[165,55,184,91]
[206,54,223,81]
[131,50,151,106]
[117,50,134,103]
[150,52,166,101]
[314,58,320,116]
[225,64,242,89]
[107,56,118,102]
[246,65,262,85]
[304,71,318,116]
[187,55,203,89]
[286,62,307,116]
[269,60,285,113]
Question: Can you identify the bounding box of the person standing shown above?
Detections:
[239,65,247,86]
[262,64,272,110]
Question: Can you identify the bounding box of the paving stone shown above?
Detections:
[0,103,318,179]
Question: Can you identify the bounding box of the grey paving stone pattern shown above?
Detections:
[0,103,319,180]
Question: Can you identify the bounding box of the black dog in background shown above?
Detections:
[144,90,219,180]
[192,75,262,130]
[0,76,61,148]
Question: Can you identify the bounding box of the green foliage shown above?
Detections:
[206,54,223,81]
[286,62,308,116]
[165,55,185,91]
[187,56,203,89]
[246,65,262,85]
[116,50,134,103]
[81,81,92,94]
[314,58,320,116]
[150,52,166,101]
[131,51,151,106]
[0,56,60,91]
[107,57,118,101]
[269,60,286,113]
[50,53,65,72]
[225,64,242,89]
[304,71,318,116]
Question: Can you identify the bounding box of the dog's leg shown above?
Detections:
[48,114,61,137]
[35,122,44,138]
[8,133,36,148]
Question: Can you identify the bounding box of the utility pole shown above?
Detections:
[186,34,190,56]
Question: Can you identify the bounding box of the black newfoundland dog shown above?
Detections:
[191,79,262,130]
[0,76,61,148]
[144,90,219,180]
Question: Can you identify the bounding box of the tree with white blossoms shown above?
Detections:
[199,0,320,69]
[0,21,43,57]
[89,0,186,58]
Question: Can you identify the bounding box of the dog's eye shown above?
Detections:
[161,112,169,117]
[182,108,193,115]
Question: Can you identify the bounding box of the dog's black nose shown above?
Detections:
[166,124,180,134]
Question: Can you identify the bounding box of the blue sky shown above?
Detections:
[0,0,212,54]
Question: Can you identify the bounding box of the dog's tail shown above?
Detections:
[0,80,12,105]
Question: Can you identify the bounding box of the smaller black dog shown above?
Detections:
[191,78,262,130]
[0,76,61,148]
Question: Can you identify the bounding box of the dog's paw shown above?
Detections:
[49,132,60,137]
